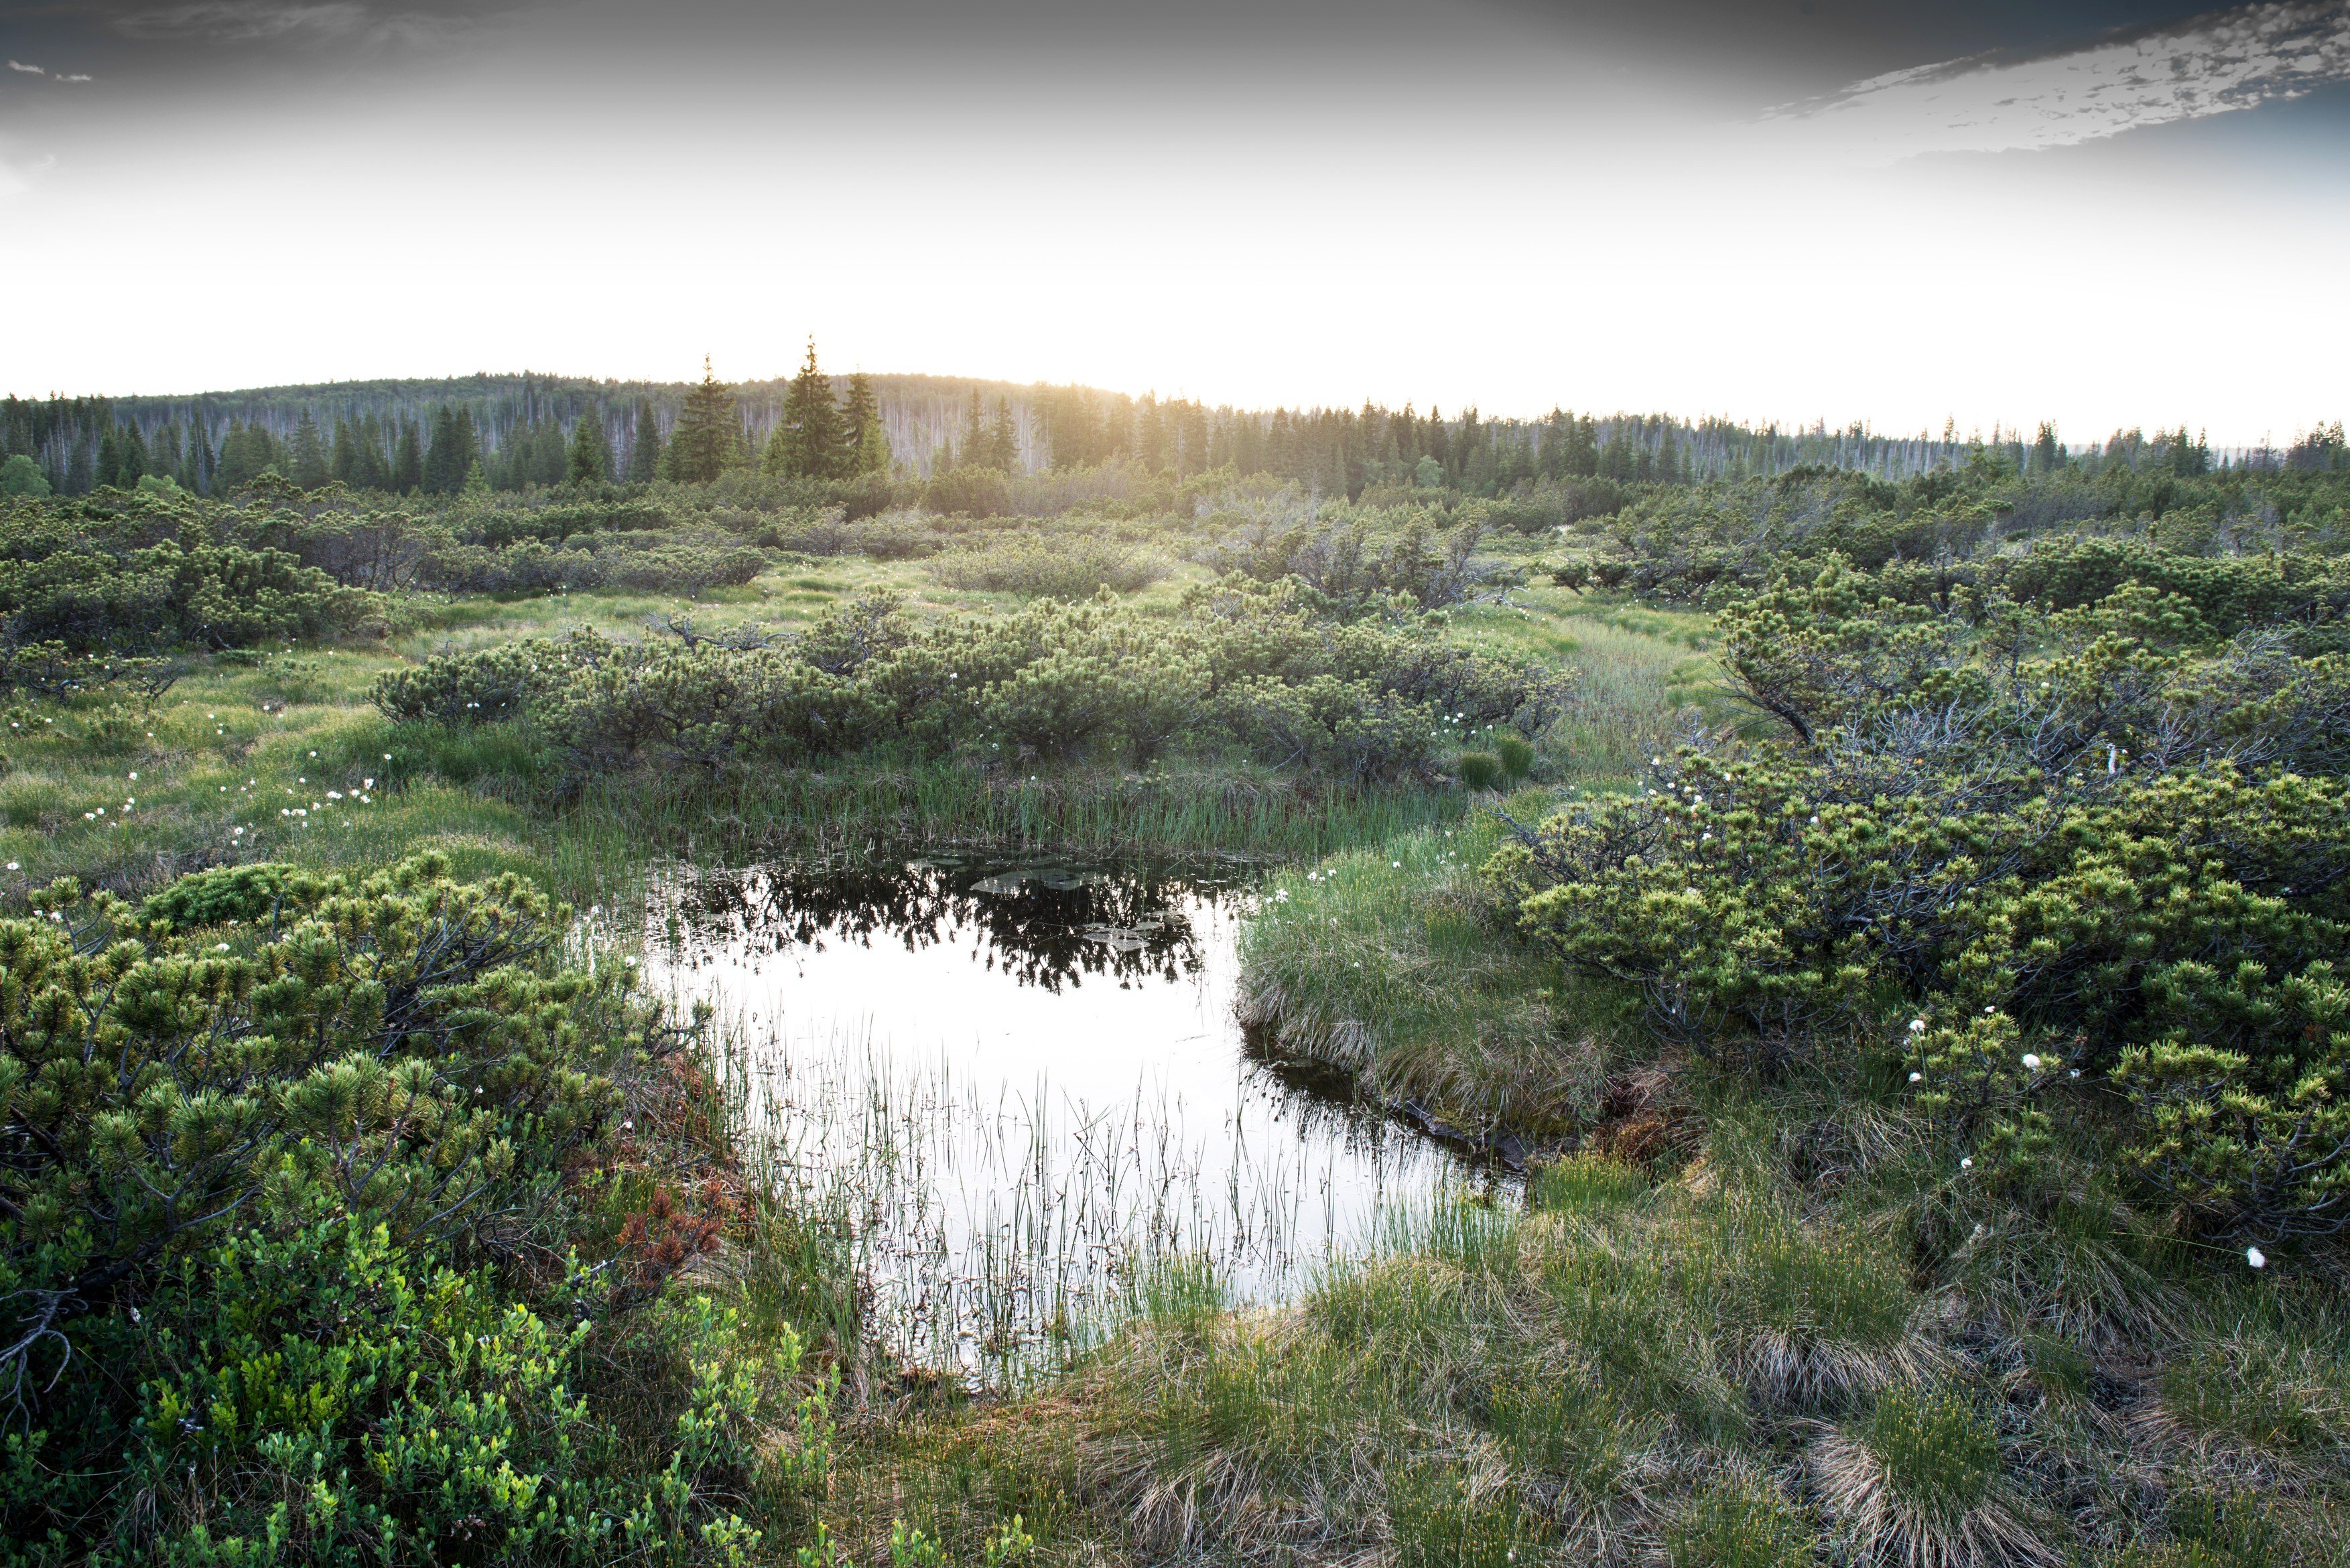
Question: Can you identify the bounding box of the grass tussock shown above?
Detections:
[1051,1142,2350,1567]
[1235,797,1615,1132]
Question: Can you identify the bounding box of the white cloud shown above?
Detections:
[114,3,370,42]
[58,74,94,83]
[6,60,44,75]
[1766,1,2350,160]
[109,2,462,46]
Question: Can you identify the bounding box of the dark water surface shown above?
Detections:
[645,856,1489,1376]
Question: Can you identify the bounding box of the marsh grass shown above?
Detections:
[1810,1384,2056,1568]
[567,758,1461,862]
[1062,1152,1955,1563]
[1236,798,1620,1130]
[698,1006,1460,1390]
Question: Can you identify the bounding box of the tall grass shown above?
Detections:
[559,759,1460,864]
[1234,796,1617,1131]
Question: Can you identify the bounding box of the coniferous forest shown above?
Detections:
[1,343,2347,1568]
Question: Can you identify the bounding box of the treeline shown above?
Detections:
[0,346,888,501]
[17,358,2342,504]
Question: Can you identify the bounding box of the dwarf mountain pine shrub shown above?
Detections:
[1491,556,2350,1242]
[377,580,1569,783]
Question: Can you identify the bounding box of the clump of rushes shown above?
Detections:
[1811,1384,2055,1568]
[1457,750,1504,791]
[1234,805,1605,1132]
[1494,732,1535,781]
[1664,1480,1814,1568]
[1386,1467,1535,1568]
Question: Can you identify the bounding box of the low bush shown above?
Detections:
[424,529,767,598]
[377,581,1570,784]
[0,531,377,652]
[1490,555,2350,1242]
[0,854,833,1563]
[929,533,1170,597]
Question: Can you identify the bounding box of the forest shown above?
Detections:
[9,345,2342,506]
[0,358,2347,1568]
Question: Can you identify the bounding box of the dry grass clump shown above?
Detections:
[1809,1384,2057,1568]
[1663,1477,1815,1568]
[1063,1158,1969,1567]
[2131,1310,2350,1489]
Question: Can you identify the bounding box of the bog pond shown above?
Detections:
[638,856,1505,1380]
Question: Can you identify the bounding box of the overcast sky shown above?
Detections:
[2,1,2345,444]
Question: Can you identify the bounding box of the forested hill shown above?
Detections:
[4,358,2345,501]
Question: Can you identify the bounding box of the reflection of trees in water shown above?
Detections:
[665,859,1234,992]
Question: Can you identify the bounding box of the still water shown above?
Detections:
[645,856,1494,1378]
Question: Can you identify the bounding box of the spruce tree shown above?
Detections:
[2028,421,2061,475]
[568,409,612,484]
[212,421,255,490]
[627,397,663,484]
[535,419,567,487]
[990,397,1020,471]
[357,415,389,490]
[772,339,844,479]
[289,411,330,490]
[960,390,987,471]
[668,358,738,484]
[842,371,885,475]
[421,407,459,493]
[393,419,424,494]
[184,425,212,493]
[151,423,182,485]
[330,417,361,486]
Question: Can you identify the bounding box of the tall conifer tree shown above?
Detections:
[568,409,612,484]
[289,411,330,489]
[668,359,738,483]
[330,417,361,486]
[627,397,663,484]
[771,339,844,479]
[959,390,987,471]
[989,397,1020,472]
[393,419,424,494]
[841,371,885,475]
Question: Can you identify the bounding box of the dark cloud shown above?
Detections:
[1766,1,2350,157]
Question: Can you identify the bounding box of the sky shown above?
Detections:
[1,0,2346,445]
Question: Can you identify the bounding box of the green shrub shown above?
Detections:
[1457,750,1502,790]
[923,466,1012,519]
[929,532,1169,598]
[0,853,830,1563]
[1491,555,2350,1242]
[1493,733,1534,781]
[375,580,1566,786]
[0,533,377,651]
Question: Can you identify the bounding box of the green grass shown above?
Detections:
[18,524,2347,1568]
[1234,799,1616,1130]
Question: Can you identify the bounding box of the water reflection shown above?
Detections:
[648,856,1496,1382]
[663,857,1212,992]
